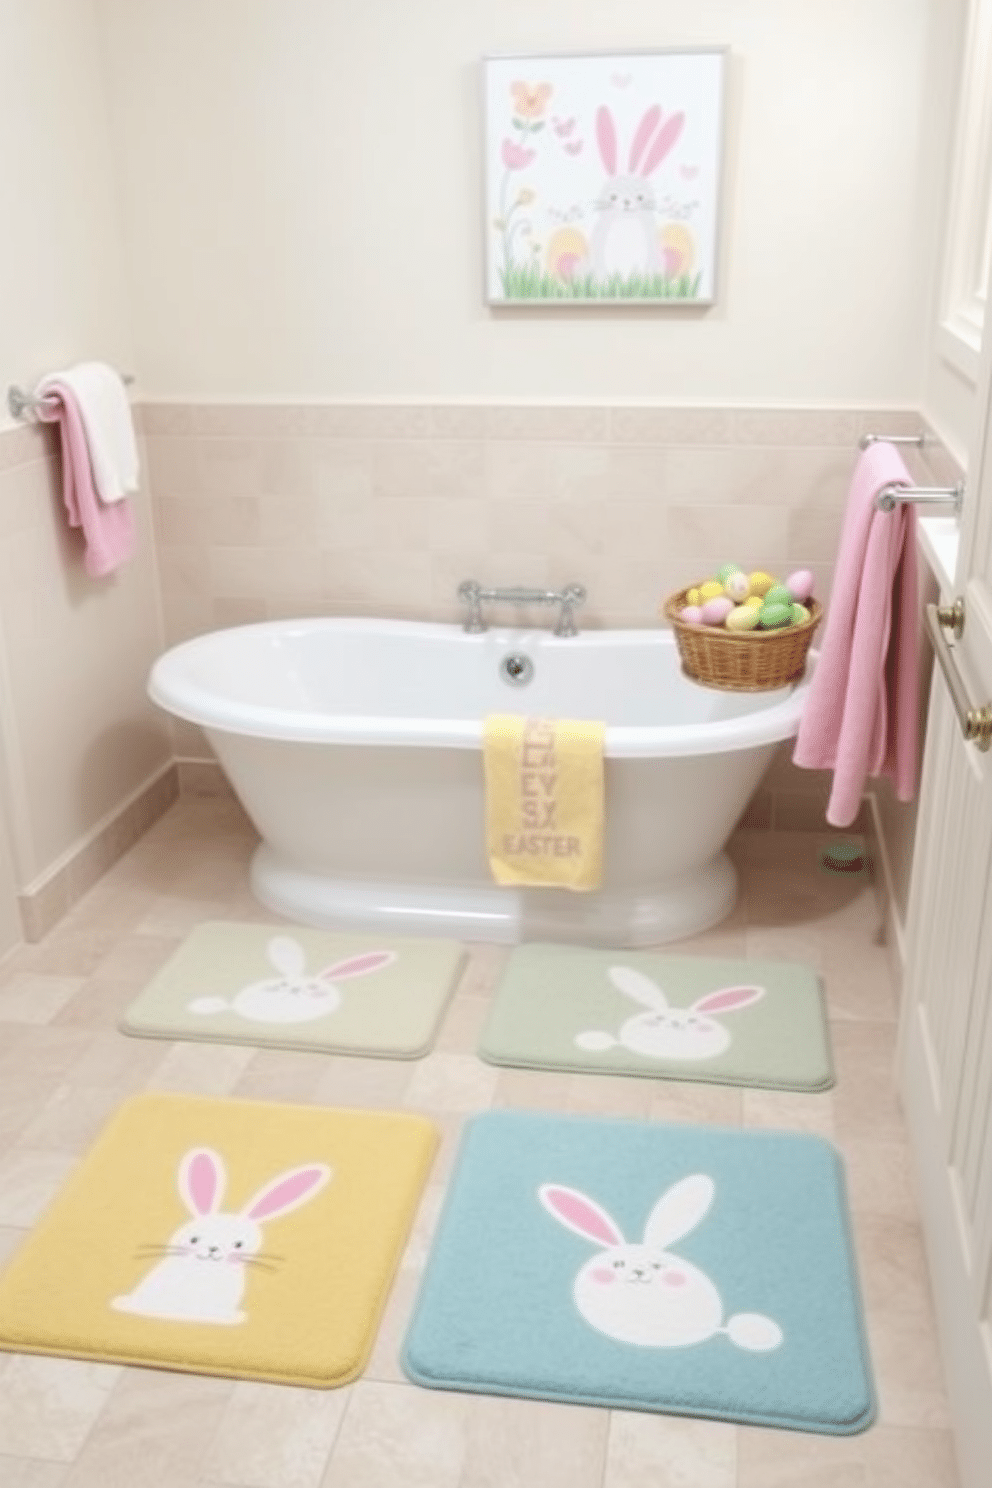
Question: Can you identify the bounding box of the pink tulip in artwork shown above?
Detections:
[501,139,536,170]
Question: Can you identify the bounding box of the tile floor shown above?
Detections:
[0,795,961,1488]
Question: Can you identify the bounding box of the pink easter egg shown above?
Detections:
[680,604,704,624]
[700,596,734,626]
[786,568,814,602]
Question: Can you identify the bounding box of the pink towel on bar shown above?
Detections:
[792,441,920,827]
[38,382,136,578]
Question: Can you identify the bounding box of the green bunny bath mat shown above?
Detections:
[121,921,464,1058]
[478,943,833,1090]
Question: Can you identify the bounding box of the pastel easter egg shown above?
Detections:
[785,568,815,602]
[725,603,761,632]
[791,602,811,624]
[700,596,735,625]
[743,594,764,609]
[714,563,743,584]
[758,602,793,629]
[762,584,794,610]
[680,604,704,624]
[723,570,751,603]
[699,580,725,601]
[686,587,702,606]
[747,570,776,597]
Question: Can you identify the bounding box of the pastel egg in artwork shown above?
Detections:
[680,604,704,624]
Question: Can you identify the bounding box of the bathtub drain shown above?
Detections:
[500,653,534,686]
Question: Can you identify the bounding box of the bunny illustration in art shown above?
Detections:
[585,104,685,281]
[111,1147,332,1325]
[539,1175,782,1350]
[188,937,395,1026]
[575,966,765,1061]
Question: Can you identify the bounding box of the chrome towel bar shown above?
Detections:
[859,432,929,449]
[7,372,135,422]
[926,599,992,752]
[875,481,964,514]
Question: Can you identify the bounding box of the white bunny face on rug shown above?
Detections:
[538,1175,782,1351]
[111,1146,331,1325]
[187,937,395,1025]
[575,966,765,1060]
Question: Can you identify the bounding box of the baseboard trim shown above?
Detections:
[176,758,236,798]
[17,763,180,942]
[864,789,907,997]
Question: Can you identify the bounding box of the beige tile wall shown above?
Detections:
[0,414,174,939]
[144,400,937,833]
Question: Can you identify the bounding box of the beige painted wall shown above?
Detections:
[0,0,971,935]
[97,0,949,405]
[0,1,170,918]
[0,0,134,422]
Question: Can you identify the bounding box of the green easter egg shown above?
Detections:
[762,584,794,609]
[758,602,793,629]
[714,563,743,583]
[791,603,811,624]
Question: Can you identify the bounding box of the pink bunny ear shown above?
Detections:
[595,106,618,173]
[638,110,685,175]
[178,1148,226,1216]
[320,950,395,982]
[243,1163,332,1222]
[538,1184,625,1246]
[693,984,765,1015]
[628,105,662,172]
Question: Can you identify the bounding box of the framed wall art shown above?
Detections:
[483,48,727,306]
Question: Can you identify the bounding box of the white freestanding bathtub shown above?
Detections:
[149,618,816,946]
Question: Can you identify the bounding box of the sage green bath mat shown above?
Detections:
[121,922,464,1058]
[478,944,833,1091]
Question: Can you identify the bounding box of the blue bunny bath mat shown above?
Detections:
[402,1110,875,1434]
[478,944,833,1091]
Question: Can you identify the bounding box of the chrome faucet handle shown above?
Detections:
[555,583,587,637]
[457,579,486,633]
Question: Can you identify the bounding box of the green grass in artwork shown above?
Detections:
[498,265,704,302]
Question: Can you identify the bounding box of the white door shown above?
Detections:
[898,334,992,1488]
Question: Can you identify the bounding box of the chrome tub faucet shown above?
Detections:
[456,580,587,637]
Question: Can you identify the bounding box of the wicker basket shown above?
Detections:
[663,588,822,692]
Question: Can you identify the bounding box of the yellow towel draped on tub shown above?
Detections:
[483,715,605,891]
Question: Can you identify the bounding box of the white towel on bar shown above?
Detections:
[37,362,139,504]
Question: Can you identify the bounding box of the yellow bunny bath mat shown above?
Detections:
[0,1093,437,1387]
[484,715,605,890]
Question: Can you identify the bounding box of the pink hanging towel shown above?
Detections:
[792,441,920,827]
[38,382,136,578]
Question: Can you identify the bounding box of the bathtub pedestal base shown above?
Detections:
[250,844,738,948]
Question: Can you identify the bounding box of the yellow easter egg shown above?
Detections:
[748,571,776,598]
[686,587,702,606]
[725,604,761,632]
[743,595,764,609]
[699,580,724,601]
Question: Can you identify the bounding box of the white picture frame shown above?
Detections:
[482,48,727,306]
